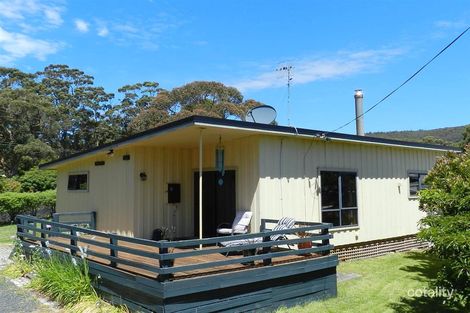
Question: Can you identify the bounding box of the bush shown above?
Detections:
[30,254,96,307]
[18,168,56,192]
[418,146,470,307]
[0,190,56,220]
[0,177,22,193]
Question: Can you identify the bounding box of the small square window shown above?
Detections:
[408,172,427,197]
[67,173,88,191]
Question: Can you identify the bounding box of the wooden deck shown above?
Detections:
[17,215,339,312]
[41,235,319,280]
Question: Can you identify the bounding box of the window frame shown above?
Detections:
[319,169,359,228]
[67,171,89,192]
[407,170,428,199]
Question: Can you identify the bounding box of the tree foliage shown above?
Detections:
[461,125,470,148]
[0,65,268,177]
[18,168,57,192]
[418,146,470,307]
[0,190,56,219]
[128,81,260,133]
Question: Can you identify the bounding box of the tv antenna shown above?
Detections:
[276,65,293,126]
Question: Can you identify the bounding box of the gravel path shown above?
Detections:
[0,276,43,313]
[0,245,58,313]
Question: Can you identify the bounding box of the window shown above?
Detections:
[408,172,428,197]
[321,171,358,227]
[67,173,88,191]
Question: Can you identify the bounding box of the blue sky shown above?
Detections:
[0,0,469,134]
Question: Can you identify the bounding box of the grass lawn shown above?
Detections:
[279,251,463,313]
[0,223,16,245]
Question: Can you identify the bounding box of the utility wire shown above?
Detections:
[328,26,470,135]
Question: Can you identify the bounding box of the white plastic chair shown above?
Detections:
[217,211,253,235]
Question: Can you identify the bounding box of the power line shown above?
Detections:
[328,26,470,135]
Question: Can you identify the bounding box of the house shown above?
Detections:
[40,115,459,248]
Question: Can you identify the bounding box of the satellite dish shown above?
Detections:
[245,105,277,124]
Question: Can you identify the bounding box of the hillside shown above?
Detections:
[367,125,468,146]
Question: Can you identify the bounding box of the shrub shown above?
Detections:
[30,254,96,307]
[0,190,56,220]
[418,146,470,307]
[0,177,22,193]
[18,168,56,192]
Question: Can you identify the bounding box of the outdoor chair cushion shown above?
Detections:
[270,217,296,241]
[217,211,253,235]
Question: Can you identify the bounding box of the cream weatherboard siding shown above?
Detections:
[257,136,444,246]
[56,149,135,236]
[55,136,260,239]
[128,135,260,239]
[55,129,445,246]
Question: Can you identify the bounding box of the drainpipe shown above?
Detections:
[354,89,365,136]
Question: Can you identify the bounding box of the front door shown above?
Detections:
[194,170,236,238]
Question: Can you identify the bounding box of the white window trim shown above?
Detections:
[67,171,89,192]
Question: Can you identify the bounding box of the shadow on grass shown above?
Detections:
[389,251,464,313]
[397,251,443,282]
[389,296,463,313]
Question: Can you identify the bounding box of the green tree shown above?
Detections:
[113,81,161,135]
[422,136,451,146]
[37,64,116,156]
[461,125,470,148]
[18,168,57,192]
[127,81,262,133]
[0,67,56,175]
[418,147,470,307]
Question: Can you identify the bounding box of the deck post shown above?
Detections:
[321,227,330,255]
[16,217,24,241]
[110,236,118,267]
[52,213,59,232]
[260,219,266,231]
[70,228,77,256]
[90,211,97,230]
[158,243,172,281]
[40,222,47,247]
[262,235,272,266]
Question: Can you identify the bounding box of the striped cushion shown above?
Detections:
[220,237,262,248]
[270,217,296,241]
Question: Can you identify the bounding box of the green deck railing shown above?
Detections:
[16,215,334,281]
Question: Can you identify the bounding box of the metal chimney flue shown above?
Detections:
[354,89,364,136]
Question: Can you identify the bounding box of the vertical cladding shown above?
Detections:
[132,146,194,239]
[56,150,135,236]
[257,136,445,246]
[129,136,260,239]
[55,131,446,245]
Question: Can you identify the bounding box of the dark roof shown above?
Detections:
[40,115,461,169]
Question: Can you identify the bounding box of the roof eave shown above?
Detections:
[39,115,462,170]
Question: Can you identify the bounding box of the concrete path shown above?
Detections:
[0,245,60,313]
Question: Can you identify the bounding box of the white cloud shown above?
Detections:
[233,48,405,91]
[435,20,467,29]
[97,26,109,37]
[0,26,60,64]
[74,19,89,33]
[0,0,64,28]
[44,7,63,26]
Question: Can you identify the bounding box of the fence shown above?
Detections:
[16,215,334,281]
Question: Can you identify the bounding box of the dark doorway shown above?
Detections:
[194,170,236,238]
